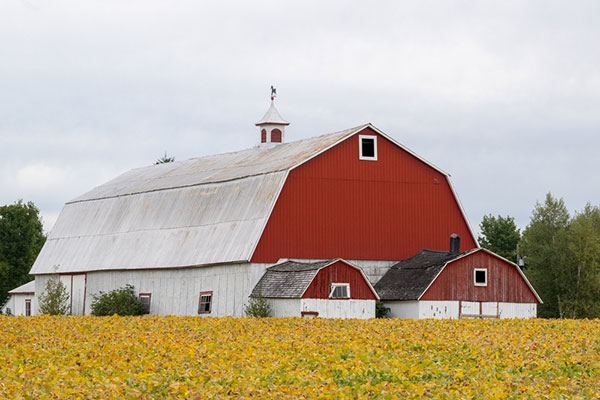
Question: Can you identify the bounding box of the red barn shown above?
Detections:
[27,96,539,318]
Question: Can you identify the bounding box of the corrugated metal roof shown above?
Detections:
[8,280,35,294]
[31,125,366,275]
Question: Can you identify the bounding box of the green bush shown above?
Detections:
[90,285,146,316]
[38,277,70,315]
[376,301,390,318]
[244,292,271,317]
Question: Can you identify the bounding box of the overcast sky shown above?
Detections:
[1,1,598,236]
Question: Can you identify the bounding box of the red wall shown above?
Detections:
[252,127,477,263]
[302,261,377,300]
[420,251,539,303]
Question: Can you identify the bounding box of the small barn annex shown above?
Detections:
[375,244,542,319]
[251,259,379,319]
[2,280,35,316]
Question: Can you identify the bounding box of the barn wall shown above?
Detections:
[499,302,536,318]
[302,261,377,300]
[267,299,300,317]
[285,259,397,286]
[252,127,477,263]
[386,301,420,319]
[301,299,375,319]
[45,263,271,317]
[420,251,539,303]
[1,294,33,316]
[386,300,460,319]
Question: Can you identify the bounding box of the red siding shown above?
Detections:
[252,127,477,262]
[302,261,377,300]
[420,251,539,303]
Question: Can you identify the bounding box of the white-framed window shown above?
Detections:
[139,293,151,314]
[329,283,350,299]
[359,135,378,160]
[25,299,31,316]
[474,268,488,286]
[198,291,212,314]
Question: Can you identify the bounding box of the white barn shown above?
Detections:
[2,280,35,316]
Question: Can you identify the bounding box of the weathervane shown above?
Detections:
[270,85,277,100]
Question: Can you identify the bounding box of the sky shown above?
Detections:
[1,0,599,235]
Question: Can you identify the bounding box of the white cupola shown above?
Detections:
[256,86,290,145]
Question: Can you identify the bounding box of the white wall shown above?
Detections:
[498,302,537,319]
[301,299,375,319]
[267,299,300,317]
[386,301,460,319]
[2,294,35,316]
[83,263,270,316]
[386,301,420,319]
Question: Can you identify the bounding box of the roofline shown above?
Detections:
[446,176,480,248]
[8,291,35,295]
[416,248,543,303]
[298,258,380,300]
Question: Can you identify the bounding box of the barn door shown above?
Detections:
[460,301,499,318]
[59,274,87,315]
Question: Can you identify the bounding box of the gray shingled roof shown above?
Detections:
[251,260,332,298]
[375,249,476,301]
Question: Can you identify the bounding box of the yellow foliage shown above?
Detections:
[0,316,599,399]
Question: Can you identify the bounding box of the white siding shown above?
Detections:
[268,299,300,317]
[2,294,34,316]
[301,299,375,319]
[418,301,459,319]
[481,302,499,317]
[498,302,537,319]
[84,263,269,316]
[386,301,460,319]
[460,301,480,316]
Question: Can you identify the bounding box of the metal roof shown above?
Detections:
[31,125,366,275]
[255,100,290,125]
[8,280,35,295]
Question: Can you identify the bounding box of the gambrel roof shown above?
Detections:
[31,123,476,274]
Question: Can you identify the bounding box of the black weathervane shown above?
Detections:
[270,85,277,100]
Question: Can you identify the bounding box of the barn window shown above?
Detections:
[474,268,487,286]
[25,299,31,316]
[139,293,151,314]
[329,283,350,299]
[359,135,377,160]
[198,291,212,314]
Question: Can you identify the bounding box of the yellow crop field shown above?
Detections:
[1,316,599,399]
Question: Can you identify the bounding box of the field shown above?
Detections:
[1,316,599,399]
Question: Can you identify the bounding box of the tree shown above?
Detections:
[0,200,46,306]
[478,214,521,262]
[155,152,175,164]
[38,277,70,315]
[520,193,571,318]
[244,292,272,317]
[90,285,146,316]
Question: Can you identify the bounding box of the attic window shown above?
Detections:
[198,291,212,314]
[139,293,151,314]
[359,135,377,160]
[474,268,487,286]
[329,283,350,299]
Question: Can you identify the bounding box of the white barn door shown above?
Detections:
[59,274,87,315]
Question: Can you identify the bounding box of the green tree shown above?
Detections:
[38,277,70,315]
[244,292,272,317]
[520,193,571,318]
[478,214,521,262]
[0,200,46,306]
[155,152,175,164]
[90,285,146,316]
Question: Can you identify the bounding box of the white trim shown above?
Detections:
[358,135,378,160]
[474,268,488,286]
[329,283,350,299]
[446,176,480,248]
[298,258,380,300]
[417,248,543,303]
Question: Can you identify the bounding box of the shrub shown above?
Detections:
[244,292,271,317]
[90,285,146,316]
[38,277,70,315]
[376,301,390,318]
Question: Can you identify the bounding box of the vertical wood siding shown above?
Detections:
[420,251,539,303]
[302,261,377,300]
[252,127,477,263]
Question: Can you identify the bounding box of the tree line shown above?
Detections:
[479,193,600,318]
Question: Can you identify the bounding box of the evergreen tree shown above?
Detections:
[478,214,521,262]
[38,277,70,315]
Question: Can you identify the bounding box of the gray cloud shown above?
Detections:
[1,0,599,233]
